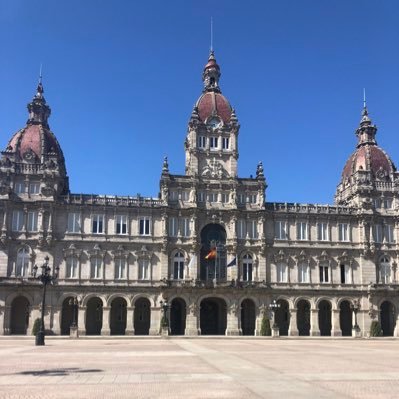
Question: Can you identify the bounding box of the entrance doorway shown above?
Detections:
[297,300,310,336]
[339,300,352,336]
[200,298,227,335]
[86,297,103,335]
[134,298,151,335]
[275,299,289,336]
[241,299,255,335]
[10,296,30,335]
[61,297,75,335]
[170,298,186,335]
[318,300,332,336]
[380,301,395,336]
[110,297,127,335]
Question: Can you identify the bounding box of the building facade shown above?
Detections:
[0,52,398,337]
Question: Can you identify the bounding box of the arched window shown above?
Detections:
[173,252,185,280]
[16,247,30,277]
[276,262,287,282]
[298,262,308,283]
[66,256,78,278]
[242,254,253,282]
[380,256,391,284]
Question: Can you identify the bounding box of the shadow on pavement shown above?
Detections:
[16,368,103,376]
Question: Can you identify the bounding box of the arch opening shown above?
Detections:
[134,298,151,335]
[86,297,103,335]
[10,296,30,335]
[297,299,310,336]
[110,297,127,335]
[380,301,396,337]
[200,297,227,335]
[275,299,289,336]
[318,300,332,336]
[241,299,255,336]
[170,298,186,335]
[61,296,76,335]
[339,300,352,336]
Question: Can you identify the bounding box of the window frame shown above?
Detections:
[139,217,151,236]
[115,214,128,235]
[92,214,104,234]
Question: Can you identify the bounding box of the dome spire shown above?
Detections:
[202,50,221,93]
[356,89,376,147]
[27,70,51,128]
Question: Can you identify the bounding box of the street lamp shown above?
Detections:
[31,256,59,346]
[269,299,281,329]
[160,299,170,332]
[351,299,361,331]
[68,297,79,328]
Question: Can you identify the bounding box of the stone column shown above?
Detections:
[226,303,240,335]
[1,306,8,335]
[393,312,399,337]
[185,303,199,335]
[331,309,342,336]
[254,306,265,336]
[51,306,61,335]
[101,306,111,335]
[288,309,299,336]
[78,306,86,335]
[149,306,161,335]
[125,306,134,335]
[310,308,320,336]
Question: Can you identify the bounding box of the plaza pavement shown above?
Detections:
[0,337,398,399]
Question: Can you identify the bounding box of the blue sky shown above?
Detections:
[1,1,398,204]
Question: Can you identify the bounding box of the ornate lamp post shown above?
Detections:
[31,256,59,346]
[160,299,170,335]
[269,299,281,337]
[351,299,361,331]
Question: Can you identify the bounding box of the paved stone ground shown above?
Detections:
[0,337,398,399]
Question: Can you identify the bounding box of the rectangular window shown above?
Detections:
[237,219,246,239]
[169,190,178,201]
[180,218,190,237]
[222,137,229,150]
[374,224,383,243]
[115,258,126,279]
[138,259,149,280]
[12,210,24,232]
[297,222,308,240]
[319,265,329,283]
[340,264,351,284]
[67,212,81,233]
[209,137,218,149]
[90,257,102,279]
[197,192,205,202]
[207,192,217,202]
[29,182,40,194]
[243,264,253,282]
[66,257,78,278]
[274,221,287,240]
[247,194,257,204]
[221,193,229,203]
[27,211,38,232]
[92,214,104,234]
[139,217,151,236]
[317,222,328,241]
[383,198,393,209]
[237,193,245,204]
[338,223,350,242]
[14,182,25,194]
[198,136,206,149]
[181,191,189,201]
[276,263,287,283]
[115,215,127,235]
[385,225,395,243]
[173,259,184,280]
[169,217,178,237]
[298,263,308,283]
[247,220,258,239]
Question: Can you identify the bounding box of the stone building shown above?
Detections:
[0,51,398,337]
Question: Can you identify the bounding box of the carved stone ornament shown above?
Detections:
[112,245,130,259]
[41,183,55,197]
[0,184,10,195]
[135,245,153,260]
[201,158,229,179]
[337,251,353,265]
[189,302,199,316]
[375,166,388,181]
[317,250,330,263]
[63,243,83,259]
[273,249,287,264]
[295,250,308,263]
[23,148,37,162]
[230,303,239,316]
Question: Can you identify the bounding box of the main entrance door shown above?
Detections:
[170,298,186,335]
[200,298,227,335]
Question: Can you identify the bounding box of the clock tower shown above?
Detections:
[184,51,239,178]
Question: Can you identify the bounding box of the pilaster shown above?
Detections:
[150,306,161,335]
[310,308,320,336]
[78,306,86,335]
[125,306,134,335]
[288,309,299,336]
[331,309,342,336]
[225,303,240,335]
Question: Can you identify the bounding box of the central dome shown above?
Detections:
[196,92,232,124]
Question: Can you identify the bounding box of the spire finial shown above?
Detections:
[210,17,213,52]
[39,63,43,85]
[363,88,367,110]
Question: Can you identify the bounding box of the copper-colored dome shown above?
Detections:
[342,144,396,180]
[196,92,232,124]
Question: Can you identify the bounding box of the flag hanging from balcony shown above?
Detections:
[205,249,217,260]
[227,257,237,267]
[187,255,196,269]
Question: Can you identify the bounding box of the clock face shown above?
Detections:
[207,116,222,129]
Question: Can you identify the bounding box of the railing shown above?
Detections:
[267,202,356,214]
[62,194,164,207]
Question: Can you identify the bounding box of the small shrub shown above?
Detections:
[260,315,271,336]
[370,320,382,337]
[32,318,41,336]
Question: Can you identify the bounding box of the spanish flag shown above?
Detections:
[205,249,217,260]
